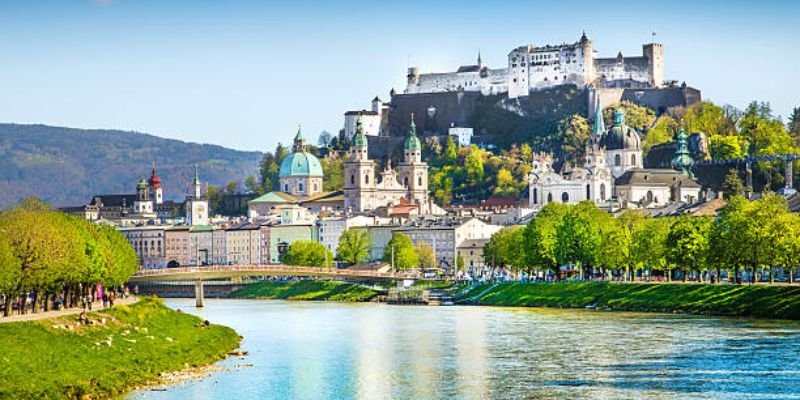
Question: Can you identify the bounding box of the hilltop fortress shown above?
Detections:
[405,32,663,98]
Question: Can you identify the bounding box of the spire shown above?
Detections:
[477,50,483,66]
[293,124,306,152]
[404,113,421,151]
[613,109,625,126]
[193,164,200,185]
[409,112,417,135]
[592,98,605,137]
[671,128,695,177]
[352,116,368,148]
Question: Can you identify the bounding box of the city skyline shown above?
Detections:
[0,0,798,151]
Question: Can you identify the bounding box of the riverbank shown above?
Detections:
[457,282,800,320]
[230,280,380,302]
[0,297,240,399]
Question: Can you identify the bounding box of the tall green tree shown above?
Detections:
[630,217,672,280]
[0,236,22,316]
[666,215,712,282]
[484,226,525,271]
[336,229,371,265]
[721,169,745,198]
[382,233,418,270]
[524,202,569,277]
[415,242,436,271]
[465,146,485,186]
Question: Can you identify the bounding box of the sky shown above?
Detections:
[0,0,798,152]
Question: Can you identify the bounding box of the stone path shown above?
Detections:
[0,296,138,324]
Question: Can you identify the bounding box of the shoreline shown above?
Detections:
[0,297,241,399]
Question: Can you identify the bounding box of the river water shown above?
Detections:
[130,299,800,400]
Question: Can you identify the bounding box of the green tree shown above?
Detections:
[484,226,525,272]
[336,229,371,265]
[789,106,800,144]
[643,116,678,155]
[721,169,745,198]
[555,202,603,278]
[556,114,590,162]
[281,240,333,268]
[524,202,569,278]
[415,242,436,271]
[493,168,516,196]
[443,135,458,165]
[630,217,672,280]
[603,101,656,132]
[0,236,22,316]
[776,212,800,284]
[321,154,345,192]
[666,215,712,282]
[258,152,280,192]
[382,233,418,270]
[430,170,454,205]
[465,146,485,186]
[708,135,744,160]
[244,175,262,195]
[682,101,736,137]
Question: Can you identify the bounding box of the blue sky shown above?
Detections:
[0,0,798,152]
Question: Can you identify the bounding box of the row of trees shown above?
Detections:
[0,199,139,316]
[484,194,800,283]
[280,229,440,271]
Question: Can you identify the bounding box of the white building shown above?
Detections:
[449,126,473,146]
[343,97,386,139]
[318,215,387,254]
[118,226,166,269]
[405,33,664,100]
[185,167,209,226]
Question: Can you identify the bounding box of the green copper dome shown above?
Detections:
[405,114,421,151]
[136,178,148,190]
[280,152,323,178]
[600,108,641,151]
[671,128,695,177]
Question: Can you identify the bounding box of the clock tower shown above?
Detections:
[185,166,210,226]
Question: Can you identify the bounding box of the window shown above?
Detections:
[533,188,538,204]
[547,192,553,203]
[365,174,370,184]
[418,176,422,186]
[298,183,304,192]
[647,191,654,203]
[586,184,590,200]
[561,192,569,202]
[631,154,636,166]
[284,184,289,192]
[404,177,409,186]
[614,154,621,166]
[600,184,607,201]
[350,175,355,185]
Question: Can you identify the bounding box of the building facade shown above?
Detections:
[404,33,664,99]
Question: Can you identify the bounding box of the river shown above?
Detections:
[129,299,800,400]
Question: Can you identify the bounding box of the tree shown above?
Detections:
[281,240,333,268]
[603,101,656,132]
[789,107,800,144]
[318,131,333,147]
[465,146,485,186]
[244,175,262,195]
[630,217,672,280]
[430,169,454,205]
[0,236,21,316]
[321,154,345,192]
[682,101,736,137]
[721,169,745,198]
[493,168,515,196]
[524,202,569,278]
[336,229,371,265]
[484,226,525,272]
[776,212,800,284]
[443,135,458,165]
[709,135,744,160]
[708,196,749,284]
[556,202,604,279]
[666,215,711,282]
[258,152,280,192]
[382,233,418,270]
[415,242,436,271]
[643,116,678,155]
[556,114,590,162]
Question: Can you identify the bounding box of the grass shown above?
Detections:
[230,280,380,302]
[458,282,800,320]
[0,297,240,399]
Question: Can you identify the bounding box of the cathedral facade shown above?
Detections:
[344,116,431,213]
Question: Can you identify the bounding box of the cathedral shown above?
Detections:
[528,101,701,210]
[344,115,433,213]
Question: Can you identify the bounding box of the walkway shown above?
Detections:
[0,296,138,324]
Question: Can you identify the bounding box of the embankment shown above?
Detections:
[458,282,800,320]
[230,280,380,302]
[0,297,240,399]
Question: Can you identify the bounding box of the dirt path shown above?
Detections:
[0,296,138,324]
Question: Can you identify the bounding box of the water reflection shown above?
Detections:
[130,300,800,400]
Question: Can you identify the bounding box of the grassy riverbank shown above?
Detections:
[231,280,380,302]
[458,282,800,320]
[0,297,240,399]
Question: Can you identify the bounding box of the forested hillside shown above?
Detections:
[0,124,262,207]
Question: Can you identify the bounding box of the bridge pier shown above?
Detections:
[194,280,205,308]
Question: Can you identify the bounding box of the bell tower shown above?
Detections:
[344,117,376,211]
[398,113,429,208]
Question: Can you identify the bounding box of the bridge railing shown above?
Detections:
[132,265,418,279]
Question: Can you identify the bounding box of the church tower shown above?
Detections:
[148,162,164,204]
[343,118,376,211]
[398,113,429,208]
[185,166,209,226]
[134,177,154,215]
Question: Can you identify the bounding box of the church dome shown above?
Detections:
[279,152,323,178]
[600,109,641,151]
[405,114,422,151]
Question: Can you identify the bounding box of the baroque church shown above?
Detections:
[344,115,437,214]
[528,101,701,210]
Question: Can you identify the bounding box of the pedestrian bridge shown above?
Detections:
[127,265,416,307]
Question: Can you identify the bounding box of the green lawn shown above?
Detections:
[230,280,379,302]
[0,297,240,399]
[458,282,800,320]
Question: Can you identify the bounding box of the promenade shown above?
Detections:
[0,296,137,324]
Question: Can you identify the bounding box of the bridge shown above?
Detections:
[128,265,417,307]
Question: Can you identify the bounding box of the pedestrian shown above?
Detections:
[78,310,89,325]
[109,291,115,307]
[102,293,108,308]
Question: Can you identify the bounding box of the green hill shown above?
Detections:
[0,123,262,207]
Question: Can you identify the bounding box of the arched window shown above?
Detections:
[404,177,409,186]
[365,174,370,184]
[350,175,355,185]
[600,184,607,201]
[418,176,422,186]
[614,154,621,166]
[547,192,553,203]
[586,184,591,200]
[533,188,538,204]
[631,154,636,166]
[647,190,653,203]
[298,183,304,192]
[284,184,289,192]
[313,183,318,192]
[561,192,569,203]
